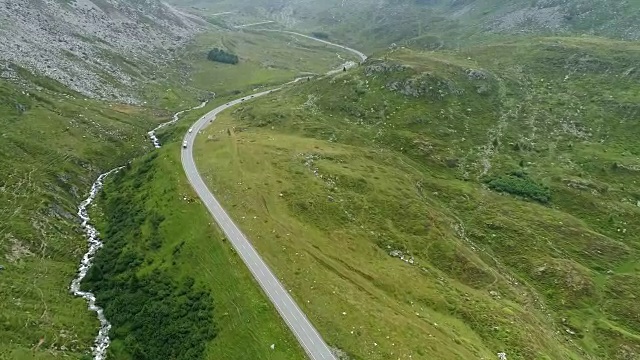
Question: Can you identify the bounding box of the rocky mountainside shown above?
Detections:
[183,0,640,51]
[432,0,640,39]
[0,0,205,103]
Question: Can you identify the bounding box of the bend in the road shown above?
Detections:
[181,90,337,360]
[256,29,368,62]
[180,31,368,360]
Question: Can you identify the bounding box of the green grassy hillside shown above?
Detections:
[4,1,639,358]
[82,148,305,360]
[0,72,164,359]
[179,30,356,93]
[194,37,640,359]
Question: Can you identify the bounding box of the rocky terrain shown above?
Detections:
[187,0,640,51]
[0,0,205,103]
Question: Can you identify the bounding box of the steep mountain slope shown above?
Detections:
[194,37,640,359]
[176,0,640,51]
[0,0,205,103]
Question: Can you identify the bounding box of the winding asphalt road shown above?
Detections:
[181,32,368,360]
[257,29,368,62]
[181,89,337,360]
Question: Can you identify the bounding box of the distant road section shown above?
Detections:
[235,20,276,28]
[181,89,338,360]
[210,11,234,16]
[257,29,368,62]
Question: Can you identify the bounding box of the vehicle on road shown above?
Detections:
[189,128,193,133]
[182,141,188,149]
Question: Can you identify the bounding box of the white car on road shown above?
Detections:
[182,141,188,149]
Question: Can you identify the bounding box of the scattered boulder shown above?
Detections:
[15,103,27,113]
[331,347,352,360]
[4,236,34,263]
[389,249,415,265]
[48,203,75,220]
[466,69,489,80]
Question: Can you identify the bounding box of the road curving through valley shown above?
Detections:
[181,32,369,360]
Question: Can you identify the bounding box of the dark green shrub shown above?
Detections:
[207,48,239,65]
[486,171,551,203]
[311,32,330,40]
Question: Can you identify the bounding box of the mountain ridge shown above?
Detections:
[179,0,640,51]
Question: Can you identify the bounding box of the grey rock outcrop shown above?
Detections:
[387,72,464,99]
[364,61,409,76]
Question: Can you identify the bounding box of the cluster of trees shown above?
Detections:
[207,48,239,65]
[83,153,216,360]
[486,170,551,204]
